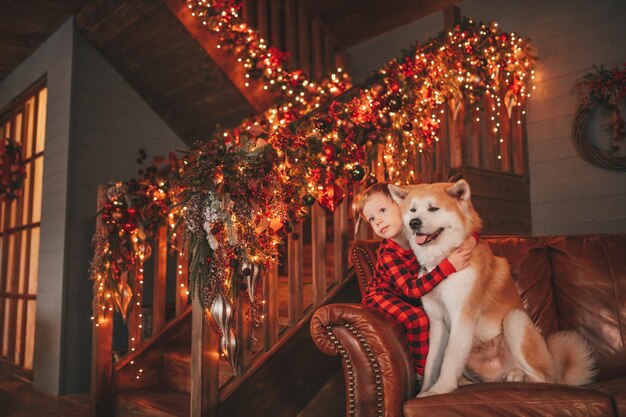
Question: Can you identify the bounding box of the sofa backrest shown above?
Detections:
[545,235,626,381]
[350,235,626,381]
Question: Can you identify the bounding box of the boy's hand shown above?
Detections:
[448,235,478,271]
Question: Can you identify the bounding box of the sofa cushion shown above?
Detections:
[485,236,558,336]
[590,377,626,417]
[403,382,614,417]
[548,235,626,381]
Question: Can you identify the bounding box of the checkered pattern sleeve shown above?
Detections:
[378,250,456,299]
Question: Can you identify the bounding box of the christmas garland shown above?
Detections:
[266,18,535,205]
[90,152,183,321]
[0,137,27,203]
[574,63,626,170]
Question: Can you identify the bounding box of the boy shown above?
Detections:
[354,182,477,378]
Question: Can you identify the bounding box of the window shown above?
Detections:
[0,78,46,375]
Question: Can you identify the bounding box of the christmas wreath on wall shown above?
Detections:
[0,138,27,202]
[574,64,626,171]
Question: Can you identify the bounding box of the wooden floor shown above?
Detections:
[0,372,90,417]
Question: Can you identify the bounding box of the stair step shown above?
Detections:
[297,370,345,417]
[116,387,189,417]
[162,348,234,393]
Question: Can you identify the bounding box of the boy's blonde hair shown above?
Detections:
[352,182,394,237]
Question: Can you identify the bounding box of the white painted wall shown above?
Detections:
[60,30,185,394]
[348,0,626,235]
[0,20,185,394]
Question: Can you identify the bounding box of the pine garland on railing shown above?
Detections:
[90,152,183,321]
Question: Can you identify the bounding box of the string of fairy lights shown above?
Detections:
[90,0,536,377]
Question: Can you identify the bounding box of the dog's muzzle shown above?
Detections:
[409,218,422,231]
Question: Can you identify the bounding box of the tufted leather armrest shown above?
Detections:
[351,240,381,297]
[311,303,416,417]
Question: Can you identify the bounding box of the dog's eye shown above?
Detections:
[410,208,416,213]
[428,207,439,212]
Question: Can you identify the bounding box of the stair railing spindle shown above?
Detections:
[287,221,303,325]
[311,204,327,306]
[153,225,168,335]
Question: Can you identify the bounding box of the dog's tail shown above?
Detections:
[547,331,596,386]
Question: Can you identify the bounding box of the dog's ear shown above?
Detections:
[446,179,471,201]
[388,184,408,204]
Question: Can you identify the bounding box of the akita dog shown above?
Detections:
[389,180,595,397]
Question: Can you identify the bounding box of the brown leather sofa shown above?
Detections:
[311,235,626,417]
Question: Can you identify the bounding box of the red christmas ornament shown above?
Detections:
[323,144,336,160]
[317,183,345,213]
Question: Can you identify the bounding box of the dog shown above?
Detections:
[388,180,595,397]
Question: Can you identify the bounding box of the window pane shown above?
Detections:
[0,202,4,234]
[25,98,35,159]
[19,230,28,293]
[10,199,17,229]
[2,121,11,140]
[28,227,39,295]
[14,112,22,144]
[36,88,47,154]
[24,300,36,370]
[6,234,14,292]
[32,157,43,223]
[22,162,32,222]
[15,299,23,364]
[2,302,9,358]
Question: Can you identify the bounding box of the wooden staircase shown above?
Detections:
[108,265,360,417]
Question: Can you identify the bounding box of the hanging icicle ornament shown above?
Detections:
[209,291,238,373]
[114,275,134,322]
[221,328,239,375]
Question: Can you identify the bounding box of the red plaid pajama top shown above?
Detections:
[362,239,456,375]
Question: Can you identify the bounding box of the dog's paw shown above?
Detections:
[502,368,526,382]
[417,384,456,397]
[417,390,436,398]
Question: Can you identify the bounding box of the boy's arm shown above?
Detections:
[379,251,456,299]
[401,259,456,299]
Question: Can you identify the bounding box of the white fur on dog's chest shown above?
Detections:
[421,267,476,325]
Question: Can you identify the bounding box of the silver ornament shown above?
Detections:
[210,292,234,337]
[220,328,239,375]
[240,261,261,303]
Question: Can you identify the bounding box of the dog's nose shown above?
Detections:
[409,218,422,231]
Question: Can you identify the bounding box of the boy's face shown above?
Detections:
[362,193,405,240]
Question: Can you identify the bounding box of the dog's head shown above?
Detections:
[388,180,483,266]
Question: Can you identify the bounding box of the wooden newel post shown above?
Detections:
[91,310,113,417]
[191,294,220,417]
[91,185,113,417]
